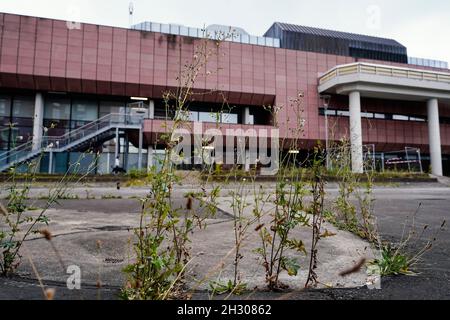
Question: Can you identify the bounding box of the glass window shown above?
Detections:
[99,101,126,118]
[410,116,426,122]
[188,111,198,122]
[199,112,219,123]
[161,24,170,34]
[68,152,96,174]
[0,95,11,117]
[0,128,10,146]
[10,126,33,144]
[337,110,350,117]
[71,100,98,121]
[325,109,336,116]
[40,152,68,174]
[44,119,70,136]
[222,113,238,124]
[241,35,250,44]
[393,115,409,121]
[248,114,255,125]
[374,113,385,119]
[12,96,34,118]
[361,112,374,118]
[44,97,71,120]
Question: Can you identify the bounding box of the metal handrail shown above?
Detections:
[0,113,143,165]
[319,62,450,85]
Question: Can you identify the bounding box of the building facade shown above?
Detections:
[0,13,449,175]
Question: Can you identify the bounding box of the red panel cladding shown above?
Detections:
[50,22,68,92]
[1,14,20,74]
[66,78,82,93]
[33,17,52,77]
[263,47,276,98]
[139,84,153,97]
[205,40,219,91]
[82,24,98,82]
[241,44,253,93]
[140,31,155,90]
[81,79,97,94]
[97,26,113,85]
[17,74,35,89]
[125,83,139,97]
[34,75,51,91]
[166,35,181,88]
[217,41,230,95]
[0,73,18,88]
[250,94,264,106]
[50,76,67,92]
[152,85,166,100]
[96,80,111,95]
[111,28,127,83]
[111,81,126,96]
[66,24,83,79]
[126,29,141,85]
[229,42,242,93]
[17,16,37,76]
[153,34,168,87]
[228,92,242,105]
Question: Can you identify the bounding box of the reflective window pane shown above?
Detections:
[71,100,98,121]
[12,96,34,118]
[199,112,219,123]
[0,95,11,117]
[337,110,350,117]
[221,113,238,124]
[99,101,126,118]
[45,97,71,120]
[189,111,198,122]
[393,115,409,121]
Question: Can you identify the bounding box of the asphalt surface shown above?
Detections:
[301,185,450,300]
[1,183,449,300]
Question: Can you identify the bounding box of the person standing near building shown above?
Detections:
[112,156,125,174]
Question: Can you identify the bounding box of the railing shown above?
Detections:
[0,113,143,168]
[0,140,35,166]
[132,21,281,48]
[319,62,450,85]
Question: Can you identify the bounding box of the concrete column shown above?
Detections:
[244,149,250,172]
[48,151,53,174]
[114,128,120,163]
[149,100,155,119]
[32,92,44,151]
[427,98,443,176]
[349,91,363,173]
[124,134,129,170]
[242,107,251,125]
[138,129,143,171]
[147,146,154,172]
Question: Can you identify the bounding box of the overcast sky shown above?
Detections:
[1,0,449,63]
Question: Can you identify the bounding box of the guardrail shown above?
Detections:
[132,21,281,48]
[0,113,143,166]
[319,62,450,85]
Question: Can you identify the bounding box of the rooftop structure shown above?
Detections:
[264,22,408,63]
[131,21,281,48]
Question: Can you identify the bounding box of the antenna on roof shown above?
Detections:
[129,2,134,28]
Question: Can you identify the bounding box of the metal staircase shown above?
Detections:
[0,113,144,173]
